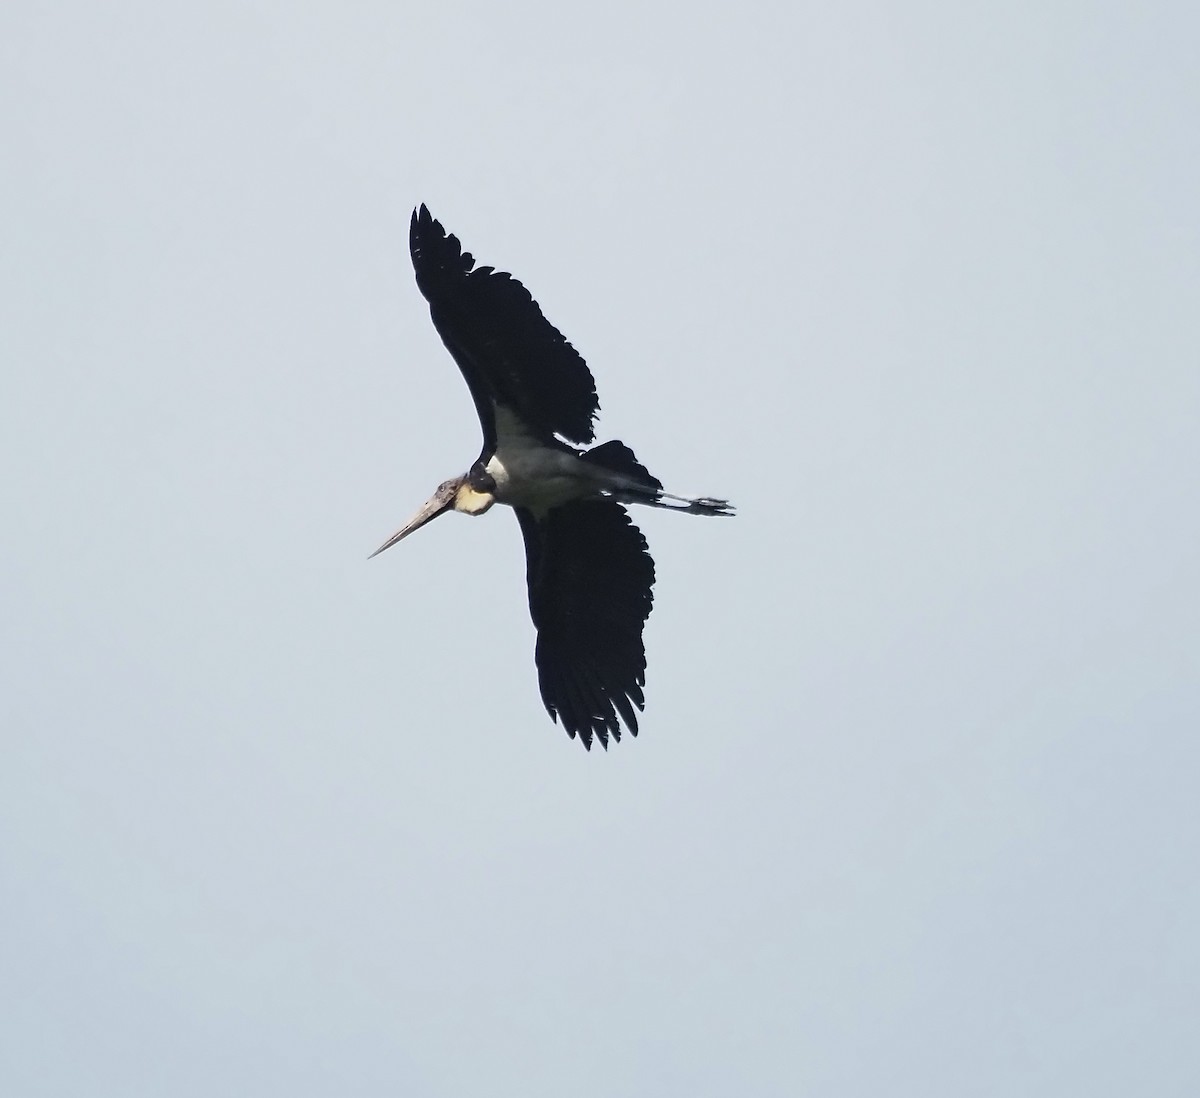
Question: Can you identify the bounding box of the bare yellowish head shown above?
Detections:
[369,474,495,559]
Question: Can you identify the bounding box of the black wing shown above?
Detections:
[515,501,656,750]
[410,205,599,450]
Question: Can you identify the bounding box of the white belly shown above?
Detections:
[486,445,596,510]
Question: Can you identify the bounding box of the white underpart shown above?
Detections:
[486,406,611,511]
[485,403,735,517]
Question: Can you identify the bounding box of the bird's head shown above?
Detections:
[369,474,495,559]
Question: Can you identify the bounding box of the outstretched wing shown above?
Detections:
[410,205,599,451]
[515,501,656,749]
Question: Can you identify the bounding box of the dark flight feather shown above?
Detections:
[515,501,656,749]
[409,205,599,450]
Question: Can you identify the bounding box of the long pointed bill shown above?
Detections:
[368,481,459,559]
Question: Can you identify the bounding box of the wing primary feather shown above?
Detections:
[410,205,599,447]
[514,502,654,749]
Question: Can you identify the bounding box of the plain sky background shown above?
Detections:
[3,2,1198,1095]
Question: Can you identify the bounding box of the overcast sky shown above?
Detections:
[3,2,1198,1095]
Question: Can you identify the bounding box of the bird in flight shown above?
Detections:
[371,205,733,749]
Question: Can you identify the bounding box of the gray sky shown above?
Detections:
[3,2,1198,1095]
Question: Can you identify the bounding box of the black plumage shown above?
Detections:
[410,205,598,449]
[373,206,732,748]
[516,501,655,749]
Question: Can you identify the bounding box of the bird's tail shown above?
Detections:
[582,441,735,516]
